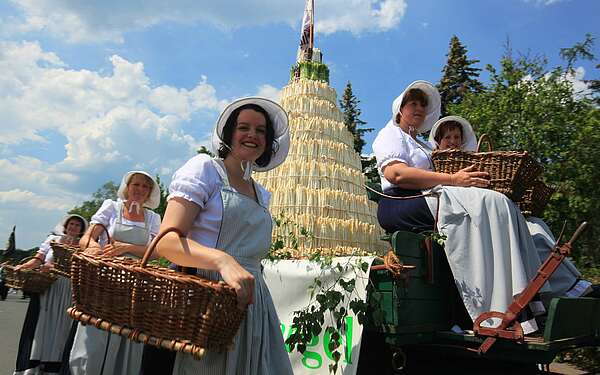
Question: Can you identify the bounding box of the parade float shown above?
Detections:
[261,1,600,374]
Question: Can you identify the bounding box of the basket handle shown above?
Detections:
[141,227,185,268]
[84,223,111,249]
[476,134,493,152]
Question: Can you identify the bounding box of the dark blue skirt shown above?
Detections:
[377,187,435,234]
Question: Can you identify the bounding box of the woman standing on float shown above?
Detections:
[146,97,293,375]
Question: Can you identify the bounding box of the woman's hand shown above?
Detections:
[450,165,490,188]
[216,253,255,310]
[40,262,54,273]
[84,245,103,255]
[15,257,42,271]
[102,241,132,257]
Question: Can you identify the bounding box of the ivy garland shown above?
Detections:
[266,214,383,374]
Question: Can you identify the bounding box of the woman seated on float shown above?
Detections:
[14,214,87,375]
[68,171,162,375]
[373,81,548,332]
[429,116,599,302]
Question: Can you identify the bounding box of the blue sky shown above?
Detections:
[1,0,598,249]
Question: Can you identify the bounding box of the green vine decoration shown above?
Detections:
[265,213,384,373]
[285,254,382,374]
[267,213,313,260]
[421,230,447,247]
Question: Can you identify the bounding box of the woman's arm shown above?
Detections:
[79,224,107,255]
[383,161,490,190]
[154,197,255,309]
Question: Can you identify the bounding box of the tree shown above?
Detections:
[448,44,600,264]
[155,175,169,218]
[339,82,377,183]
[560,33,599,105]
[437,35,483,115]
[69,181,118,222]
[339,82,373,154]
[560,33,595,72]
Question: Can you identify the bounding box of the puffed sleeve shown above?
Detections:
[168,154,220,208]
[372,121,412,173]
[39,235,60,263]
[91,199,117,226]
[148,211,161,239]
[37,235,54,261]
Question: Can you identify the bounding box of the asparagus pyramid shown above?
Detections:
[255,60,385,258]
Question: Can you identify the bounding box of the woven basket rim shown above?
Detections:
[72,251,236,294]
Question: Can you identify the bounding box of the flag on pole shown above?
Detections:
[297,0,314,62]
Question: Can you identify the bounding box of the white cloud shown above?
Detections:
[564,66,592,99]
[523,0,569,5]
[0,41,232,247]
[318,0,407,35]
[256,84,282,102]
[0,189,73,211]
[4,0,407,43]
[520,66,592,100]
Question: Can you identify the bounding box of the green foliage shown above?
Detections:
[154,175,169,218]
[267,214,313,260]
[196,145,214,157]
[560,33,595,72]
[290,61,330,83]
[338,81,378,184]
[447,37,600,265]
[339,82,374,154]
[437,35,484,115]
[69,181,118,222]
[285,256,378,374]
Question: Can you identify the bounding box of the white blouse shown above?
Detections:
[91,199,161,246]
[167,154,271,249]
[37,234,62,263]
[372,120,433,192]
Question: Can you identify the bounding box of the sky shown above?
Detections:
[1,0,599,249]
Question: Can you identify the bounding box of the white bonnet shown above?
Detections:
[391,80,441,133]
[117,170,161,209]
[211,97,290,172]
[429,115,478,151]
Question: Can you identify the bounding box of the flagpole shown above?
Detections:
[309,0,314,51]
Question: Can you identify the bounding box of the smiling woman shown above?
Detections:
[66,170,162,375]
[138,97,293,375]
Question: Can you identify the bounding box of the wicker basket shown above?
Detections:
[70,226,245,359]
[431,134,543,201]
[51,241,80,278]
[2,257,57,293]
[517,180,555,217]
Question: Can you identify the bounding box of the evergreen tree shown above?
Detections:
[339,82,373,154]
[339,82,377,183]
[437,35,483,115]
[560,34,600,105]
